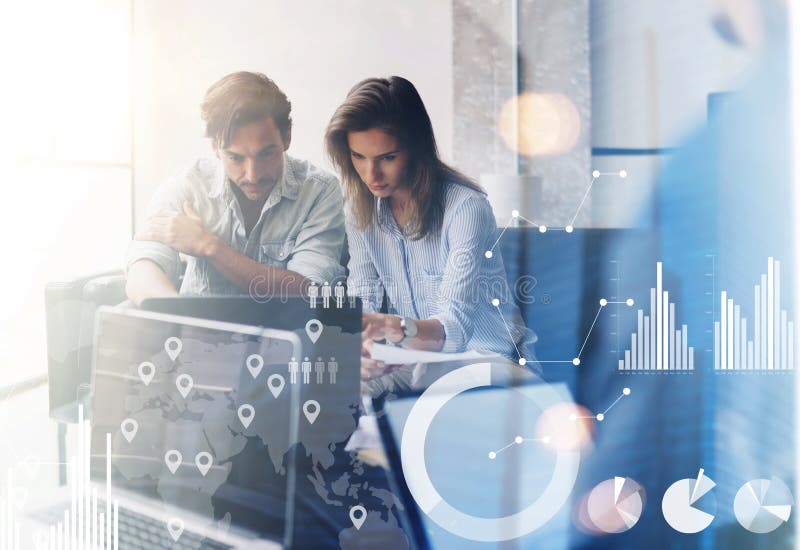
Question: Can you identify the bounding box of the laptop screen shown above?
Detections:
[89,307,302,543]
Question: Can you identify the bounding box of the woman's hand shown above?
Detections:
[362,313,404,344]
[360,314,404,380]
[360,338,402,380]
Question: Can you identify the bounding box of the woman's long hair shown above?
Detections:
[325,76,483,239]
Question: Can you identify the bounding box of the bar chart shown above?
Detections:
[618,262,695,372]
[23,405,120,550]
[714,257,795,371]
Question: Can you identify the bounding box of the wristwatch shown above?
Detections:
[396,316,418,346]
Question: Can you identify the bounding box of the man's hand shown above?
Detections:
[134,202,219,257]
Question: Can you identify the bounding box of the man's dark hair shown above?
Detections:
[201,71,292,147]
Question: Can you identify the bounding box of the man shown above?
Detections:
[126,71,345,304]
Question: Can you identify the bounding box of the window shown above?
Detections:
[0,0,132,385]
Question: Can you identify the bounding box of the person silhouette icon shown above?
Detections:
[322,281,332,308]
[334,281,345,308]
[308,281,319,308]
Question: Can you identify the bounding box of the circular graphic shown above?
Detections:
[734,477,793,534]
[400,362,581,542]
[662,469,717,534]
[587,477,645,533]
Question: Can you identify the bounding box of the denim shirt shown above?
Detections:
[126,155,346,295]
[345,182,536,361]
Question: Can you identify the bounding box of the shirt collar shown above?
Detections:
[376,196,407,236]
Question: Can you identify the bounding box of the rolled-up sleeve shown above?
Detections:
[124,174,185,285]
[345,217,384,314]
[286,181,346,284]
[431,196,496,353]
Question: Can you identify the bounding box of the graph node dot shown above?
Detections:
[511,209,520,218]
[572,358,581,366]
[515,436,523,444]
[488,452,497,460]
[565,225,574,233]
[592,170,600,178]
[596,413,605,422]
[539,225,548,233]
[599,298,608,307]
[484,250,493,259]
[491,298,500,307]
[626,298,634,306]
[623,387,631,396]
[518,357,527,366]
[619,170,628,178]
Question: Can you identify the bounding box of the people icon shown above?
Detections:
[322,281,332,308]
[308,281,319,308]
[327,357,338,384]
[301,357,312,384]
[314,356,326,383]
[288,356,299,384]
[348,289,357,308]
[334,281,345,308]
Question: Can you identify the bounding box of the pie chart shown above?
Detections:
[587,476,645,533]
[662,469,717,534]
[733,477,794,533]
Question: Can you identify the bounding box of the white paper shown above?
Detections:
[370,343,494,365]
[345,415,382,451]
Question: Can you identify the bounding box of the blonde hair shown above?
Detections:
[325,76,482,239]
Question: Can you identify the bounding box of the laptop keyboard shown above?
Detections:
[32,502,234,549]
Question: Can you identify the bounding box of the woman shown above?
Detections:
[325,76,535,380]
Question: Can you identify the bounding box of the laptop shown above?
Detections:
[29,307,303,548]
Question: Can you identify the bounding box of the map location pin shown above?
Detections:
[164,337,182,361]
[167,518,184,542]
[120,418,139,443]
[237,404,255,428]
[138,361,155,386]
[195,452,213,476]
[303,400,321,425]
[267,374,285,398]
[305,319,323,343]
[246,354,264,379]
[164,450,182,474]
[175,374,193,398]
[349,505,367,530]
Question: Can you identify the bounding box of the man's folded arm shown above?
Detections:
[203,241,311,297]
[125,259,180,306]
[124,241,182,306]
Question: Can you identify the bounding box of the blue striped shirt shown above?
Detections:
[345,182,536,361]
